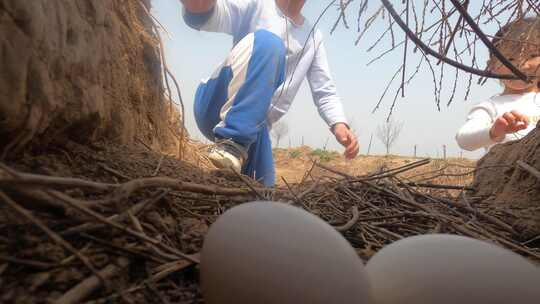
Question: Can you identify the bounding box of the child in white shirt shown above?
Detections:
[456,17,540,152]
[180,0,359,186]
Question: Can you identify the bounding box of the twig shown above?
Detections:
[0,170,114,191]
[99,164,131,180]
[298,179,321,200]
[517,160,540,180]
[281,176,306,207]
[112,177,254,202]
[150,259,194,283]
[522,234,540,246]
[152,155,165,177]
[0,255,56,270]
[398,182,474,191]
[0,164,255,199]
[48,191,199,264]
[136,138,154,152]
[0,191,105,285]
[144,281,171,304]
[334,206,360,232]
[449,0,529,81]
[315,162,353,179]
[55,257,130,304]
[80,234,164,264]
[380,0,520,79]
[127,208,182,262]
[358,158,431,181]
[61,190,169,237]
[230,169,265,200]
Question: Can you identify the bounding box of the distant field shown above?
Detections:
[273,147,477,190]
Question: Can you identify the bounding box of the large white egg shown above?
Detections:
[366,234,540,304]
[201,201,371,304]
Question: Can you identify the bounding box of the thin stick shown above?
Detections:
[0,164,255,198]
[449,0,529,81]
[517,160,540,180]
[112,177,254,202]
[152,155,165,177]
[380,0,520,79]
[0,191,105,284]
[99,164,131,181]
[48,191,199,264]
[335,206,360,232]
[230,169,265,200]
[397,182,474,191]
[0,255,56,270]
[61,190,169,237]
[0,171,114,191]
[55,258,130,304]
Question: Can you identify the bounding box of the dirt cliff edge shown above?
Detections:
[0,0,181,156]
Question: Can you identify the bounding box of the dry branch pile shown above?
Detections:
[0,141,538,303]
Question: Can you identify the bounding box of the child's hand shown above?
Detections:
[333,123,359,159]
[489,110,529,141]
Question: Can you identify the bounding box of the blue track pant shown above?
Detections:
[194,30,286,187]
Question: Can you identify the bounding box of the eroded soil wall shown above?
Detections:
[0,0,180,155]
[473,125,540,238]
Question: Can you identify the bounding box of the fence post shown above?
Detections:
[323,137,330,151]
[443,145,447,160]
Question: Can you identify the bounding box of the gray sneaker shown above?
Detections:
[208,140,248,172]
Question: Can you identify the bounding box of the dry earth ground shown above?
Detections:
[274,146,476,191]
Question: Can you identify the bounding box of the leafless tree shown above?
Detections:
[376,118,404,155]
[325,0,539,118]
[272,121,289,148]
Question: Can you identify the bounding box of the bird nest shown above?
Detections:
[0,141,538,303]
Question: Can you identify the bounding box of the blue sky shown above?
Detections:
[152,0,503,159]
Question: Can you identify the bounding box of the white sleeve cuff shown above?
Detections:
[456,125,501,151]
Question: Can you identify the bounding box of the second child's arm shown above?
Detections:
[456,105,530,151]
[456,104,497,151]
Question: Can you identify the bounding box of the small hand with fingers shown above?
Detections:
[332,123,359,159]
[490,110,530,141]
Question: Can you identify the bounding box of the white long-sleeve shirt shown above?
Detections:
[456,92,540,151]
[183,0,347,127]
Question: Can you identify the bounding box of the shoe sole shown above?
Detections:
[209,156,240,172]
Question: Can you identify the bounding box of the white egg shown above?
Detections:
[366,234,540,304]
[201,201,371,304]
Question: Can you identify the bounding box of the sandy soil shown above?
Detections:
[274,146,476,187]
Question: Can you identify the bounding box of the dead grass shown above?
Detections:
[274,147,476,191]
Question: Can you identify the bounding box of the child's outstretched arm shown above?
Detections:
[307,40,359,159]
[456,103,529,151]
[455,103,497,151]
[180,0,253,34]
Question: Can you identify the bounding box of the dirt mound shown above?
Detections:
[473,125,540,238]
[0,0,181,156]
